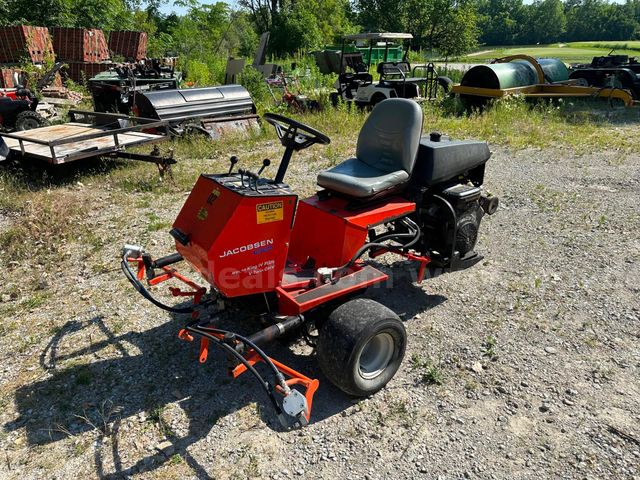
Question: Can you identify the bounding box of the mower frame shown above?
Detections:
[121,108,496,428]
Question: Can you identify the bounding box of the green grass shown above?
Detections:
[461,41,640,63]
[0,96,636,281]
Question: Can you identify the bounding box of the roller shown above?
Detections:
[460,57,569,90]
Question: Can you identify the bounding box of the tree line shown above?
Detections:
[1,0,640,60]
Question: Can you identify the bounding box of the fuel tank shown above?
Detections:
[170,174,297,297]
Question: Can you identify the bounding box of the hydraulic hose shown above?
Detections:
[336,217,422,274]
[190,325,288,391]
[122,256,288,417]
[121,255,195,314]
[185,325,284,416]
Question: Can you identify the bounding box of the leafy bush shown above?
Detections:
[240,66,272,108]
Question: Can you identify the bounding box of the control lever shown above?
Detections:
[238,168,246,187]
[246,171,260,192]
[257,158,271,175]
[228,155,238,175]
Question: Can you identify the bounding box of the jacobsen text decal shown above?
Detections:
[220,239,274,258]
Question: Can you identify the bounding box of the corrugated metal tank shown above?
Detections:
[461,58,569,89]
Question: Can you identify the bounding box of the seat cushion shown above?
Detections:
[317,157,409,198]
[356,99,423,174]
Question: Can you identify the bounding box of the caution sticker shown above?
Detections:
[256,201,284,224]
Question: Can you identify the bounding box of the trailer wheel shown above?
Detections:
[317,298,406,397]
[432,76,454,100]
[15,111,47,131]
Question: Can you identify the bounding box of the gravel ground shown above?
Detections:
[0,144,638,479]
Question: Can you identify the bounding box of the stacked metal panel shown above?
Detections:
[51,27,110,62]
[0,26,55,64]
[109,31,148,61]
[0,67,22,88]
[51,27,112,83]
[0,26,151,85]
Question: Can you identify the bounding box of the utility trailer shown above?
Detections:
[0,110,172,167]
[569,54,640,99]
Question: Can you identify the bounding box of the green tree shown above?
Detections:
[354,0,406,33]
[404,0,479,56]
[0,0,8,24]
[564,0,607,41]
[477,0,525,46]
[519,0,565,44]
[241,0,353,56]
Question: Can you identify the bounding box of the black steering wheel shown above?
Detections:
[263,112,330,151]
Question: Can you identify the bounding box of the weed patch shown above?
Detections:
[411,354,445,385]
[0,191,89,261]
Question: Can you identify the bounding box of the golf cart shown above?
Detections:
[332,33,453,107]
[0,87,48,132]
[122,99,498,427]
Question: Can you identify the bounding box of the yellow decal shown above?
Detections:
[197,207,208,220]
[256,201,284,224]
[207,188,221,205]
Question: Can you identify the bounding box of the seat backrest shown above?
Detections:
[377,61,411,77]
[356,98,423,174]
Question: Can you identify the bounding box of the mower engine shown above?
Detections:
[413,132,498,270]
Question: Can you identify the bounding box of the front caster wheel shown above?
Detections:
[316,298,406,396]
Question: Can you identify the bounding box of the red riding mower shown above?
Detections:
[122,98,499,427]
[0,86,47,132]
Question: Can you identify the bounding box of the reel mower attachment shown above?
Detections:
[121,246,320,428]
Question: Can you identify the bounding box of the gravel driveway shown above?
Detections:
[0,144,638,479]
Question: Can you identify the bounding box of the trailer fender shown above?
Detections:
[0,136,8,161]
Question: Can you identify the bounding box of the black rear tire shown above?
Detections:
[316,298,406,397]
[15,110,47,131]
[369,93,387,107]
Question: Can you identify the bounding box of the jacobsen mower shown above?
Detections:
[122,98,499,427]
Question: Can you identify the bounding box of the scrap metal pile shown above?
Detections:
[0,24,259,168]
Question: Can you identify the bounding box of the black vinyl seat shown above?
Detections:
[317,98,424,198]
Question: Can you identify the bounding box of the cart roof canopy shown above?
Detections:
[343,33,413,41]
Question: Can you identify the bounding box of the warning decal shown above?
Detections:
[256,201,284,224]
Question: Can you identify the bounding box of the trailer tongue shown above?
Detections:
[133,85,260,139]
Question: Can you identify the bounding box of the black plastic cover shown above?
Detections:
[412,136,490,186]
